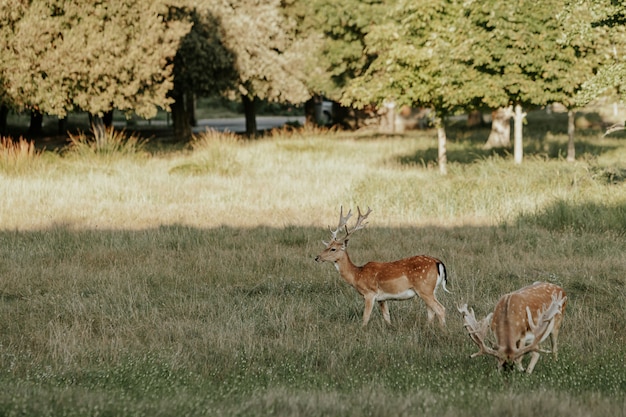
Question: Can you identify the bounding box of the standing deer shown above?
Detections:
[314,206,450,327]
[458,282,567,374]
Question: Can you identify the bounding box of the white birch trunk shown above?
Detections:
[513,104,526,164]
[567,110,576,162]
[437,123,447,175]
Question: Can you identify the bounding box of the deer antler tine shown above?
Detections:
[338,206,352,228]
[517,292,567,359]
[329,205,353,241]
[345,206,372,238]
[458,304,499,359]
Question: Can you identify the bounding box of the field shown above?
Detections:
[1,109,626,416]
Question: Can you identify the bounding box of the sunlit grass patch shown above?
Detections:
[169,129,243,176]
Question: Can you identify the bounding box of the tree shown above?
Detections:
[465,0,595,163]
[343,0,483,174]
[0,0,190,130]
[0,0,29,133]
[302,0,387,98]
[574,1,626,115]
[165,1,310,139]
[550,0,605,161]
[211,0,309,137]
[285,0,389,128]
[168,6,235,141]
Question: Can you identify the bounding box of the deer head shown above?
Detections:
[315,206,371,264]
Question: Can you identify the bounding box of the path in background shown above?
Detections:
[194,116,306,133]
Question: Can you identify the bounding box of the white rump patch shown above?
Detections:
[376,289,417,301]
[437,263,450,293]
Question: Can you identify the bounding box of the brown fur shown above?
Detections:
[315,239,448,327]
[490,282,567,372]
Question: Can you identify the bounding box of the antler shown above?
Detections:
[458,304,499,358]
[344,206,372,240]
[327,206,353,243]
[515,292,567,359]
[325,206,372,244]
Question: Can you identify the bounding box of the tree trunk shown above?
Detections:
[567,110,575,162]
[242,94,257,137]
[171,91,192,142]
[435,116,447,175]
[58,117,67,135]
[0,104,8,135]
[102,110,114,128]
[186,93,196,127]
[28,110,43,136]
[304,96,316,127]
[513,104,526,164]
[484,106,513,149]
[381,99,397,134]
[467,110,484,128]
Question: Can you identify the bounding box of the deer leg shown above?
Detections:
[550,316,563,360]
[378,301,391,325]
[422,296,446,326]
[426,307,435,322]
[362,295,376,327]
[549,330,559,360]
[526,352,541,374]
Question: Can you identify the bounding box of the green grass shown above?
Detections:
[0,112,626,416]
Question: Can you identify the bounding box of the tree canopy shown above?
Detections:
[572,0,626,107]
[0,0,190,119]
[1,0,626,146]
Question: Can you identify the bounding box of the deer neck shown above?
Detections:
[334,250,360,287]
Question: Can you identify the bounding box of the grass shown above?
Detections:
[0,136,44,175]
[0,110,626,416]
[66,127,148,159]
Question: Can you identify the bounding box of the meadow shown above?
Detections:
[0,109,625,416]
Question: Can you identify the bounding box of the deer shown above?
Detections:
[458,282,567,374]
[314,206,450,327]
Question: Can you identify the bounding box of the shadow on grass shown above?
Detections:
[1,198,624,306]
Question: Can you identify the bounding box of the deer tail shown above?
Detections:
[438,261,451,294]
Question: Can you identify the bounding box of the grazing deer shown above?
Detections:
[458,282,567,374]
[314,206,450,327]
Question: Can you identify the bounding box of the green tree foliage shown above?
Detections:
[572,0,626,107]
[342,0,599,166]
[0,0,190,119]
[343,0,480,173]
[466,0,592,109]
[290,0,388,101]
[213,0,309,136]
[343,0,479,112]
[464,0,598,162]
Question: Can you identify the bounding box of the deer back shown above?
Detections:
[491,282,567,359]
[357,255,443,293]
